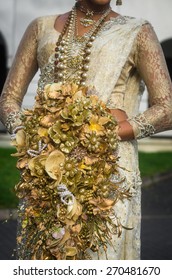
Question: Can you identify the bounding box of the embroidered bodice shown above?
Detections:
[0,14,172,138]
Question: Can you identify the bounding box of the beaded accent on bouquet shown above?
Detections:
[54,5,111,86]
[12,83,132,260]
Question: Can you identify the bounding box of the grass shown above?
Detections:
[139,151,172,178]
[0,148,19,208]
[0,148,172,208]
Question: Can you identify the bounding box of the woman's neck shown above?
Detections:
[77,0,111,13]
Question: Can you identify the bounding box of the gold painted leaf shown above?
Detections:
[65,246,77,257]
[89,197,115,213]
[58,230,71,246]
[38,127,48,137]
[40,115,56,128]
[16,157,28,169]
[67,199,82,219]
[28,155,47,177]
[15,129,27,147]
[45,150,65,180]
[71,224,81,233]
[44,83,62,100]
[89,123,103,132]
[84,156,99,165]
[72,90,85,101]
[99,116,110,125]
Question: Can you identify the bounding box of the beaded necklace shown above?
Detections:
[54,6,111,86]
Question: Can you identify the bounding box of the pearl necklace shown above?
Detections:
[54,6,111,86]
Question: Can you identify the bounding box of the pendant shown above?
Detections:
[80,9,95,27]
[80,17,96,27]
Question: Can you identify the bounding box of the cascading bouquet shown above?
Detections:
[11,83,132,260]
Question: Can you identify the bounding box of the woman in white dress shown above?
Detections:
[0,0,172,260]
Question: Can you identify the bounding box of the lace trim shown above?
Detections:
[128,114,156,139]
[5,111,23,134]
[101,15,128,32]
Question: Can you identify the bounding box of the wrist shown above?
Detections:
[5,111,23,134]
[118,120,135,141]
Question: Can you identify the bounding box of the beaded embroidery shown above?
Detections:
[5,111,23,133]
[128,114,156,139]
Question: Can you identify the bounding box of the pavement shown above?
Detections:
[0,174,172,260]
[141,174,172,260]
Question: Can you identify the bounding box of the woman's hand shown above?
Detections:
[110,109,135,141]
[110,109,128,122]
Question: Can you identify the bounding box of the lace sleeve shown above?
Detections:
[0,18,39,133]
[128,23,172,139]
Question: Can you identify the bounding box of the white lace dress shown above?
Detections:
[0,14,172,260]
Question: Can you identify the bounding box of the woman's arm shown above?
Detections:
[0,19,39,133]
[111,23,172,141]
[128,23,172,139]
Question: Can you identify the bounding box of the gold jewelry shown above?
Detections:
[116,0,122,5]
[76,1,111,27]
[80,10,96,27]
[76,1,111,15]
[54,6,111,85]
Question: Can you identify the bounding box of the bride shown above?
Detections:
[0,0,172,259]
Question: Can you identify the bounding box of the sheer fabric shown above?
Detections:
[0,15,172,259]
[130,24,172,138]
[0,19,38,133]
